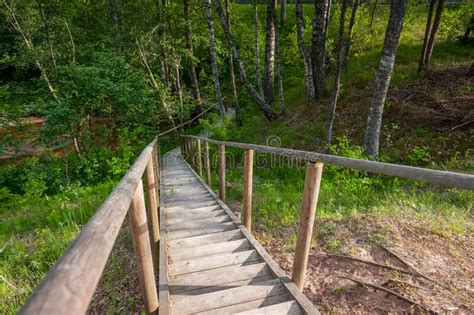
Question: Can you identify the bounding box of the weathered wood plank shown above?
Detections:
[172,279,286,314]
[167,222,237,240]
[167,229,244,249]
[169,239,251,261]
[170,262,271,294]
[236,301,302,315]
[165,200,219,211]
[170,249,261,275]
[166,210,227,225]
[166,215,232,231]
[197,294,290,315]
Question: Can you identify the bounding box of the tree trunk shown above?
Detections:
[342,0,359,70]
[275,0,285,116]
[422,0,445,72]
[184,0,203,114]
[109,0,121,53]
[364,0,408,158]
[214,0,278,121]
[418,0,435,73]
[204,0,225,116]
[311,0,329,99]
[369,0,378,31]
[64,18,76,65]
[225,0,243,126]
[326,0,348,148]
[254,0,263,95]
[296,0,316,106]
[263,0,277,104]
[35,0,56,68]
[280,0,287,25]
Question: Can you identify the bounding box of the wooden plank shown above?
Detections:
[218,144,226,202]
[170,249,261,275]
[172,279,285,314]
[165,200,219,211]
[165,205,222,217]
[164,196,215,205]
[236,301,302,315]
[166,210,227,225]
[185,135,474,190]
[170,262,272,294]
[243,149,254,232]
[183,163,320,315]
[204,140,212,185]
[167,222,237,241]
[197,294,289,315]
[144,155,160,267]
[19,140,156,315]
[169,238,251,261]
[159,156,171,315]
[167,229,244,249]
[166,215,232,231]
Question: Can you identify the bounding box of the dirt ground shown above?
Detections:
[257,213,473,314]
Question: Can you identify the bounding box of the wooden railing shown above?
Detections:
[182,135,474,290]
[20,140,161,315]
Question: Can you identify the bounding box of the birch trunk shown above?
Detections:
[326,0,348,147]
[263,0,277,104]
[280,0,287,25]
[342,0,359,70]
[296,0,316,106]
[204,0,225,116]
[311,0,329,99]
[225,0,243,126]
[369,0,378,30]
[214,0,278,121]
[422,0,445,72]
[274,2,285,116]
[184,0,203,113]
[254,1,263,95]
[364,0,408,158]
[35,0,56,68]
[109,0,121,53]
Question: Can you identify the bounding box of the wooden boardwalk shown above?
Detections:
[158,149,319,314]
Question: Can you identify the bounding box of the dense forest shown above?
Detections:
[0,0,473,313]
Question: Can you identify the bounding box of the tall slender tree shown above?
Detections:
[204,0,225,116]
[326,0,348,147]
[225,0,243,126]
[274,0,285,116]
[109,0,121,53]
[364,0,408,158]
[295,0,316,106]
[420,0,446,72]
[418,0,436,73]
[184,0,203,114]
[213,0,277,120]
[342,0,359,70]
[254,0,263,95]
[280,0,287,25]
[263,0,277,104]
[311,0,329,99]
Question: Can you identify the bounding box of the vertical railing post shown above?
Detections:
[129,180,159,314]
[154,142,160,209]
[291,161,324,291]
[145,155,160,267]
[196,139,203,177]
[243,149,254,232]
[218,144,226,202]
[204,141,212,186]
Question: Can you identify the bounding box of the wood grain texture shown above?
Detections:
[129,180,159,314]
[169,238,251,261]
[144,155,160,267]
[236,301,302,315]
[204,141,212,186]
[243,149,254,232]
[19,141,156,315]
[218,144,226,202]
[196,138,203,177]
[185,136,474,190]
[292,162,323,291]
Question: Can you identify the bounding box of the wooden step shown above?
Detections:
[170,262,272,294]
[166,215,232,231]
[236,301,303,315]
[166,210,227,225]
[167,229,244,249]
[169,239,251,261]
[165,200,218,211]
[170,249,261,275]
[171,279,287,314]
[164,196,215,206]
[167,222,237,241]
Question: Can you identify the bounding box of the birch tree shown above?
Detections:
[204,0,225,116]
[311,0,329,99]
[364,0,408,158]
[342,0,359,70]
[295,0,315,106]
[263,0,276,104]
[254,0,263,95]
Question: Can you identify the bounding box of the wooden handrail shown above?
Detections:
[20,140,159,314]
[183,135,474,190]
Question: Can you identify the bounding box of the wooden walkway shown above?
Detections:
[158,149,319,314]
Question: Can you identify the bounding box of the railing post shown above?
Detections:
[196,139,203,177]
[145,155,160,267]
[204,141,212,186]
[129,180,159,314]
[243,149,254,232]
[218,144,226,202]
[154,142,160,209]
[292,161,324,291]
